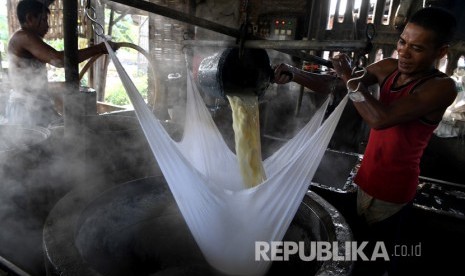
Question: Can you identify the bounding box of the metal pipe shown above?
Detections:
[306,0,316,39]
[182,39,366,51]
[63,1,79,84]
[108,0,241,38]
[63,0,92,187]
[0,255,31,276]
[63,0,83,140]
[182,39,371,68]
[107,0,335,67]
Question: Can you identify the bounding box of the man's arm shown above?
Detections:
[330,54,456,129]
[273,63,346,95]
[334,56,456,129]
[333,55,394,88]
[10,30,65,67]
[351,77,457,129]
[333,55,456,129]
[76,43,107,64]
[11,31,117,68]
[273,57,382,96]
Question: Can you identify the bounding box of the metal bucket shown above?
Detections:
[197,48,273,99]
[43,176,353,276]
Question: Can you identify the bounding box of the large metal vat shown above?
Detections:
[43,176,353,276]
[0,124,50,152]
[0,124,53,275]
[0,124,51,172]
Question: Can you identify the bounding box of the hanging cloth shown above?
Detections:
[103,41,348,276]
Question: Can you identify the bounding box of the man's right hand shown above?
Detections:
[98,41,122,54]
[272,63,295,84]
[107,41,122,52]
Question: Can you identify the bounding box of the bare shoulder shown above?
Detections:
[367,58,398,82]
[8,30,53,61]
[8,30,30,54]
[418,74,456,95]
[9,30,42,49]
[7,30,24,52]
[8,29,32,44]
[415,74,457,109]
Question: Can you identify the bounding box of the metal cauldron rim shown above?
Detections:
[43,176,353,276]
[0,124,51,154]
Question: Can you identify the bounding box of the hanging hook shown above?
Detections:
[354,23,376,70]
[84,0,106,38]
[346,67,368,92]
[354,55,367,70]
[236,0,251,60]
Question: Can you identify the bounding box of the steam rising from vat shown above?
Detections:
[1,53,87,274]
[0,111,161,274]
[0,125,82,273]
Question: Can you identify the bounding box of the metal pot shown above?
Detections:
[0,125,55,275]
[197,48,273,99]
[43,176,353,276]
[0,124,51,176]
[0,124,50,154]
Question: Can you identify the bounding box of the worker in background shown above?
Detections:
[5,0,121,128]
[273,7,457,276]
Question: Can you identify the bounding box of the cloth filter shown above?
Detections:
[103,41,348,276]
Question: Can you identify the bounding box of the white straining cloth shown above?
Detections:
[104,41,348,276]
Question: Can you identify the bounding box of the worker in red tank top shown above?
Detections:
[354,69,446,205]
[273,7,457,276]
[331,10,457,225]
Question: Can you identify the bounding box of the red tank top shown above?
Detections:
[354,69,443,203]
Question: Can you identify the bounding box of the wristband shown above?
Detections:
[348,89,366,102]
